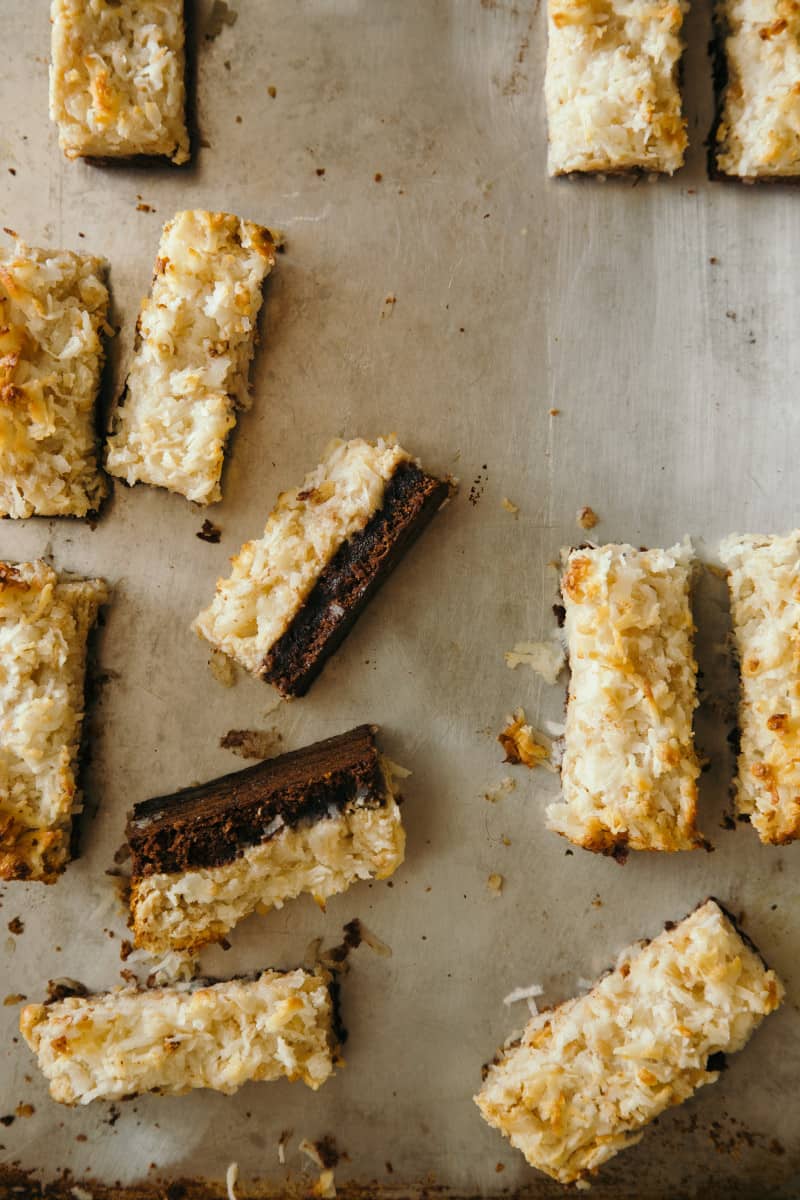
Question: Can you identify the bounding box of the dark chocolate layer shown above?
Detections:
[262,460,450,697]
[127,724,385,877]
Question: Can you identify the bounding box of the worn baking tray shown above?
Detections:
[1,2,800,1198]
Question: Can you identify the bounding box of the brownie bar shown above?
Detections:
[127,724,385,876]
[264,461,451,696]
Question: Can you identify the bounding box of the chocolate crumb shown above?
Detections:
[316,167,326,177]
[7,917,23,935]
[0,1116,14,1127]
[196,519,222,544]
[120,939,133,962]
[8,168,15,176]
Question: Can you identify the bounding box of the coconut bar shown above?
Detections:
[719,532,800,843]
[0,240,110,518]
[50,0,189,163]
[193,437,451,696]
[545,0,689,175]
[712,0,800,179]
[475,900,783,1186]
[21,968,336,1104]
[127,725,405,955]
[547,541,703,855]
[105,211,275,504]
[0,562,108,883]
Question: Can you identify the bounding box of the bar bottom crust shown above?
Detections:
[474,900,782,1185]
[20,968,336,1104]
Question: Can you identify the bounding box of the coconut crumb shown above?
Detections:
[577,506,599,530]
[226,1163,238,1200]
[504,640,566,684]
[498,709,550,769]
[502,497,519,514]
[209,649,236,688]
[220,728,279,760]
[484,776,516,803]
[278,1129,292,1164]
[487,873,504,896]
[503,982,544,1009]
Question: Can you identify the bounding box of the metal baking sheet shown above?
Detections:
[1,1,799,1197]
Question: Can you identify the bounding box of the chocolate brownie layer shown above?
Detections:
[127,725,385,876]
[263,461,450,696]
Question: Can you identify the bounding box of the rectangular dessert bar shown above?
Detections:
[0,239,110,518]
[193,437,451,695]
[712,0,800,179]
[474,900,783,1185]
[720,532,800,843]
[127,724,405,955]
[545,0,689,176]
[0,561,108,883]
[105,210,275,504]
[547,541,703,855]
[21,967,336,1103]
[50,0,190,163]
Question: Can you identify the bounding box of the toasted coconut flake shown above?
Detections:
[498,709,550,769]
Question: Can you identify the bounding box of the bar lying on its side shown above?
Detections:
[49,0,190,163]
[547,541,703,854]
[712,0,800,180]
[720,532,800,843]
[21,968,336,1104]
[0,561,108,883]
[0,239,110,518]
[193,436,451,696]
[127,725,405,955]
[105,211,275,504]
[475,900,783,1186]
[545,0,689,176]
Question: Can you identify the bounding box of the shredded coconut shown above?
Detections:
[504,640,566,683]
[50,0,189,162]
[720,531,800,842]
[498,709,551,770]
[21,968,336,1104]
[545,0,689,174]
[0,240,110,517]
[193,437,410,674]
[106,211,275,504]
[714,0,800,177]
[225,1163,238,1200]
[475,901,783,1184]
[0,561,108,883]
[547,541,703,854]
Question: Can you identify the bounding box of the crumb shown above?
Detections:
[495,1163,505,1173]
[501,497,519,514]
[0,1116,14,1127]
[374,172,383,182]
[220,728,280,760]
[15,1103,34,1119]
[591,894,603,908]
[76,1134,88,1143]
[119,939,133,962]
[501,835,512,846]
[7,168,15,176]
[267,86,277,98]
[709,256,718,264]
[209,649,236,688]
[504,640,565,683]
[3,994,25,1005]
[235,115,242,124]
[385,1161,394,1174]
[7,917,23,935]
[487,873,504,896]
[3,227,18,238]
[484,775,516,803]
[316,167,326,176]
[498,709,549,769]
[549,407,560,416]
[136,202,155,213]
[577,505,599,530]
[196,519,222,544]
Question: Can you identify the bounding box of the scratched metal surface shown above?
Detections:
[0,2,799,1198]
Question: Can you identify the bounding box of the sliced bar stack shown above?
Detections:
[193,437,451,695]
[720,531,800,843]
[547,541,703,855]
[127,725,406,954]
[475,900,783,1185]
[21,968,337,1103]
